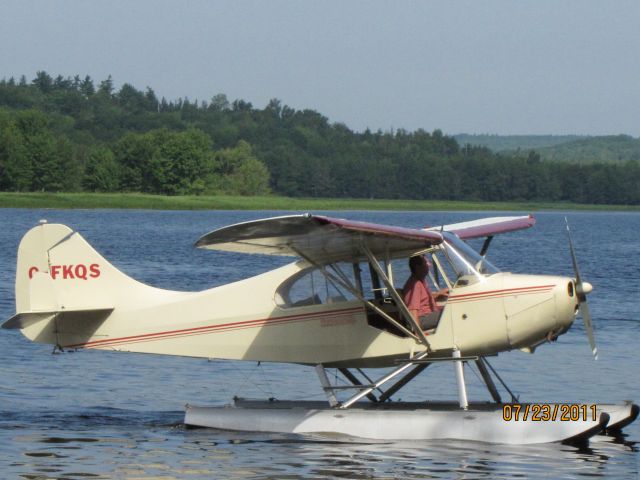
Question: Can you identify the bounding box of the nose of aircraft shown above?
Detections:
[564,218,598,359]
[578,281,593,295]
[554,277,595,345]
[555,278,581,332]
[503,274,594,353]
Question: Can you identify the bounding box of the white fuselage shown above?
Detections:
[21,263,578,367]
[11,223,579,368]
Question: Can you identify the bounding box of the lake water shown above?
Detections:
[1,209,638,479]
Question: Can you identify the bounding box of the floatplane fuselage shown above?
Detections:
[3,214,637,444]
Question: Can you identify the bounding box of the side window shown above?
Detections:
[276,266,356,308]
[390,258,410,292]
[393,253,449,292]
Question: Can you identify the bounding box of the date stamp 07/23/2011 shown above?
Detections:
[502,404,598,422]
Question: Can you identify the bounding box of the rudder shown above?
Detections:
[15,221,128,315]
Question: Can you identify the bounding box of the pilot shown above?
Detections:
[402,255,449,331]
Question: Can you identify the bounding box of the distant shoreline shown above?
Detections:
[0,192,638,212]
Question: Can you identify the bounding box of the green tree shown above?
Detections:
[0,111,30,190]
[114,132,155,191]
[149,129,214,195]
[2,109,79,192]
[98,75,115,97]
[114,128,214,195]
[32,71,53,93]
[213,140,270,195]
[80,76,95,97]
[83,146,120,191]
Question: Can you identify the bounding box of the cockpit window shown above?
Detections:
[276,234,498,307]
[275,264,356,308]
[422,233,499,287]
[442,232,499,275]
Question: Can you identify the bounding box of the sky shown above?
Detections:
[0,0,638,136]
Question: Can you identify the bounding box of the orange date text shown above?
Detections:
[502,404,597,422]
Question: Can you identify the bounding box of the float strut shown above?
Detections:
[484,357,519,403]
[476,357,502,403]
[378,363,430,403]
[339,351,430,409]
[315,364,339,407]
[453,349,469,410]
[339,368,378,402]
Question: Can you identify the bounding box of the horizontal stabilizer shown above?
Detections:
[2,308,114,330]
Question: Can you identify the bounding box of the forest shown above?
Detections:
[457,134,640,163]
[1,72,639,205]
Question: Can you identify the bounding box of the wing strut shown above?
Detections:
[290,248,419,341]
[360,243,432,350]
[480,235,494,257]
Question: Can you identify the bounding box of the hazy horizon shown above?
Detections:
[1,1,638,137]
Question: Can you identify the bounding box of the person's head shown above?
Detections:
[409,255,429,278]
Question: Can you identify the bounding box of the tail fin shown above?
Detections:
[14,222,130,313]
[3,221,144,342]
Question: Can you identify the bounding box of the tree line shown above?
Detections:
[1,72,639,205]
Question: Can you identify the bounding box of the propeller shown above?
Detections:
[565,217,597,360]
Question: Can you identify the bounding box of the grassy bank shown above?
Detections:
[0,192,638,211]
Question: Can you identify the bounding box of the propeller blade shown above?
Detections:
[565,217,598,360]
[579,301,598,360]
[565,217,582,285]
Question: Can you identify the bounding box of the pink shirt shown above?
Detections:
[402,276,438,316]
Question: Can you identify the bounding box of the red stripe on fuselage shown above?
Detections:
[63,285,557,350]
[446,284,555,303]
[63,306,364,350]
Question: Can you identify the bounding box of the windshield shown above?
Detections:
[441,232,499,279]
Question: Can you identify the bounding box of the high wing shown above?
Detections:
[425,215,535,240]
[195,214,443,265]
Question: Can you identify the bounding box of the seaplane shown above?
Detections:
[3,213,638,444]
